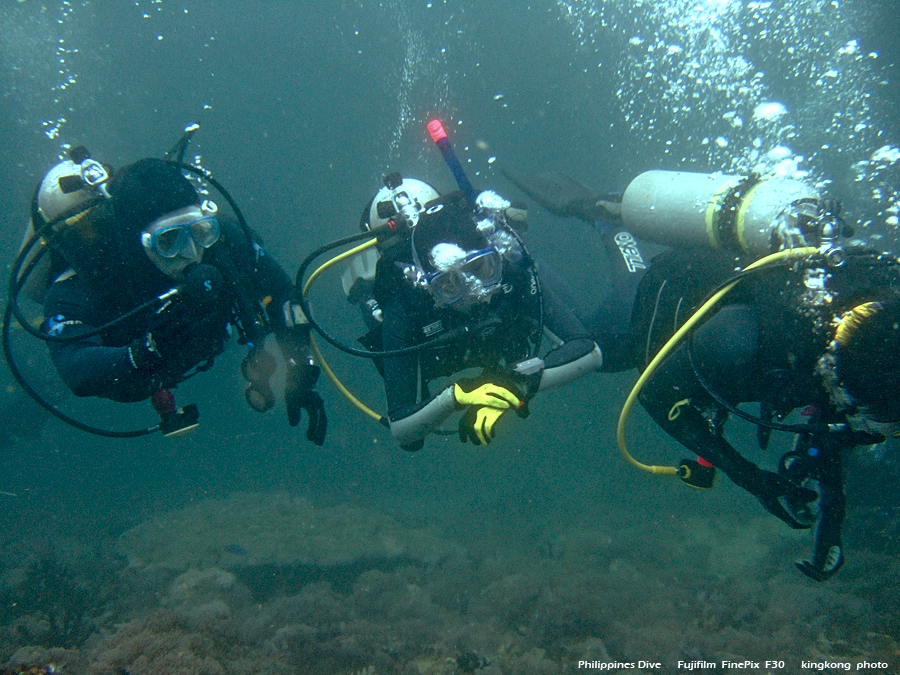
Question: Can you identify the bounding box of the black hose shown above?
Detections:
[1,301,156,438]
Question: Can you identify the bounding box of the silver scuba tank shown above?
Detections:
[620,170,821,257]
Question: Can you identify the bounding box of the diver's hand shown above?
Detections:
[459,405,508,446]
[127,332,163,372]
[241,346,277,412]
[746,469,818,529]
[453,382,523,410]
[285,361,327,445]
[796,545,844,582]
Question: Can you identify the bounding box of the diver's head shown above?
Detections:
[419,242,503,310]
[402,193,509,311]
[36,150,110,225]
[819,300,900,436]
[364,173,440,232]
[140,202,221,279]
[109,158,218,280]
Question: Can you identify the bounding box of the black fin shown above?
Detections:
[501,168,610,222]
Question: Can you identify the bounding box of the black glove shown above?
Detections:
[127,332,163,372]
[796,545,844,582]
[285,360,327,445]
[741,468,818,530]
[780,436,847,581]
[695,432,818,530]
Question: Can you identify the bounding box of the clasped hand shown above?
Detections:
[454,382,526,446]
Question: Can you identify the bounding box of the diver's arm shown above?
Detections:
[379,300,457,451]
[228,230,326,441]
[388,386,459,451]
[217,219,295,331]
[254,249,295,331]
[219,223,312,362]
[639,342,817,528]
[386,338,604,449]
[243,240,313,357]
[522,267,603,391]
[538,269,591,341]
[44,279,158,402]
[791,430,848,580]
[535,339,604,392]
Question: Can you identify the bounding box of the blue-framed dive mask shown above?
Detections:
[142,202,221,259]
[424,246,503,308]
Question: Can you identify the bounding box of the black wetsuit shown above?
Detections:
[582,222,668,371]
[44,220,295,403]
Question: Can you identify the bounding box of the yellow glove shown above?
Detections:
[459,406,508,445]
[453,382,522,410]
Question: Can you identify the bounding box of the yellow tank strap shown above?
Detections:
[62,207,93,227]
[734,181,764,254]
[46,206,97,245]
[705,178,739,250]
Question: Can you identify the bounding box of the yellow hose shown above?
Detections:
[303,238,387,425]
[616,246,819,476]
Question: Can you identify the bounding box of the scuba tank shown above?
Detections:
[620,170,822,257]
[19,147,112,303]
[341,173,442,328]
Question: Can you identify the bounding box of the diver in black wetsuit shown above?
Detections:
[505,168,900,581]
[347,176,604,452]
[629,245,900,581]
[32,153,327,443]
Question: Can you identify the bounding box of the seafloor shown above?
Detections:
[1,486,898,675]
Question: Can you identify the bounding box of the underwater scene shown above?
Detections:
[1,1,899,674]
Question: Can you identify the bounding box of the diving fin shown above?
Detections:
[501,168,621,223]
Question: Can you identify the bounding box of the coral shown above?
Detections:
[0,557,98,650]
[85,610,234,675]
[2,645,85,674]
[117,492,453,573]
[5,492,896,674]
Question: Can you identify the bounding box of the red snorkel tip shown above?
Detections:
[427,119,448,143]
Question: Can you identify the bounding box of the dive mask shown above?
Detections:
[142,201,220,259]
[423,245,503,307]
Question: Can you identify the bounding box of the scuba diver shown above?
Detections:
[505,166,900,581]
[9,141,327,443]
[339,174,604,452]
[295,121,604,452]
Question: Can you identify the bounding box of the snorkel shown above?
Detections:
[427,119,477,206]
